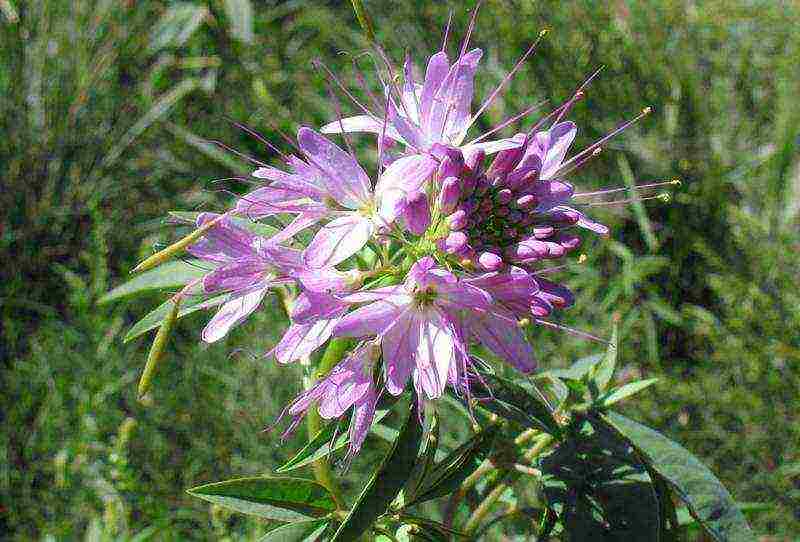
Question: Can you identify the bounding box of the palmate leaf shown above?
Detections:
[603,412,755,542]
[275,409,391,473]
[407,423,499,505]
[187,476,335,522]
[331,402,424,542]
[258,519,328,542]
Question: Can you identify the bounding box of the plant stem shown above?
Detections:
[464,434,554,535]
[443,427,541,526]
[305,338,352,510]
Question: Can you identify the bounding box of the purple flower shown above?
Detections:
[237,127,435,268]
[187,213,303,343]
[430,121,609,271]
[334,257,493,401]
[279,342,379,459]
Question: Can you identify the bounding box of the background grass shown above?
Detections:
[1,0,798,539]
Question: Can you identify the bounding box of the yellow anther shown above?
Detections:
[658,192,672,203]
[539,29,549,38]
[517,317,531,328]
[578,254,588,264]
[671,178,682,186]
[642,106,653,115]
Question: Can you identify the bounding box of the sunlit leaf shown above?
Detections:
[599,378,658,407]
[187,476,335,522]
[148,3,208,53]
[223,0,254,44]
[99,260,209,304]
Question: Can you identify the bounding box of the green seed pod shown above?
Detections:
[138,295,182,400]
[131,214,226,274]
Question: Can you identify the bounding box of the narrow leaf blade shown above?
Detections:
[187,476,335,522]
[600,378,658,407]
[332,403,424,542]
[99,260,208,304]
[258,519,328,542]
[124,293,227,343]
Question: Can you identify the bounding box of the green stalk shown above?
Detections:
[464,434,554,535]
[306,338,352,509]
[350,0,376,43]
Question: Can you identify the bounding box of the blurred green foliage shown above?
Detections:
[1,0,797,539]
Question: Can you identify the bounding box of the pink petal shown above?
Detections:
[540,121,577,179]
[202,287,268,343]
[413,309,455,399]
[419,51,450,135]
[467,310,537,374]
[462,133,527,156]
[303,213,374,268]
[297,127,372,209]
[375,155,438,224]
[335,298,407,338]
[382,311,420,395]
[320,115,405,144]
[427,48,483,145]
[274,318,338,364]
[188,213,256,263]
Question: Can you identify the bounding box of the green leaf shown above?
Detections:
[332,402,424,542]
[124,293,227,343]
[591,322,618,392]
[223,0,254,44]
[99,260,208,304]
[468,373,562,438]
[400,409,439,506]
[538,415,660,541]
[408,423,499,505]
[599,378,658,407]
[275,409,390,473]
[258,519,328,542]
[604,412,755,542]
[148,3,208,53]
[187,476,335,522]
[546,353,603,381]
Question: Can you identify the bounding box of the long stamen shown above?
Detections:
[227,118,290,162]
[459,1,482,59]
[556,146,602,177]
[534,318,610,345]
[322,72,357,159]
[313,59,372,116]
[574,179,681,198]
[556,107,652,174]
[210,140,269,167]
[466,99,549,145]
[442,10,454,53]
[468,29,548,131]
[580,192,671,207]
[533,254,588,275]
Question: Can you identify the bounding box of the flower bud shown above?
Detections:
[402,191,431,236]
[478,251,503,271]
[447,209,467,231]
[438,176,461,214]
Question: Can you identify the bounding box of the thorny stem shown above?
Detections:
[464,434,554,535]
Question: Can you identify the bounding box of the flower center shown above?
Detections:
[413,287,437,309]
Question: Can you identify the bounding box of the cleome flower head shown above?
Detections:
[132,3,674,462]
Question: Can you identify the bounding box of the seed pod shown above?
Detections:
[131,214,226,274]
[138,295,182,400]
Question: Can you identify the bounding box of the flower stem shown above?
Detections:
[305,338,352,510]
[463,434,554,535]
